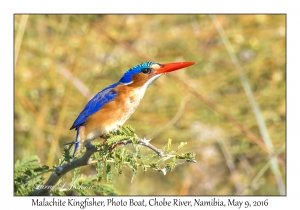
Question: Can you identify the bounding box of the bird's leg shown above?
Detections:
[108,142,125,152]
[96,133,123,151]
[98,134,123,151]
[99,134,107,145]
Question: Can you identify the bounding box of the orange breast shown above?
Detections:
[83,84,145,141]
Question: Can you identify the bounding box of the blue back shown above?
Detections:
[70,82,119,130]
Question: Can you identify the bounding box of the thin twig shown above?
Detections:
[57,65,93,100]
[216,137,242,194]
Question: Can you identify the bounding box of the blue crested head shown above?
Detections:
[119,62,159,84]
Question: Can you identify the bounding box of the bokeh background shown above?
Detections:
[14,14,286,195]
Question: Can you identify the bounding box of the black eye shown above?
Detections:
[141,68,152,74]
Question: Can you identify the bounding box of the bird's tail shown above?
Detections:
[72,127,81,159]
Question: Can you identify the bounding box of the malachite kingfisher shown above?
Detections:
[70,61,195,157]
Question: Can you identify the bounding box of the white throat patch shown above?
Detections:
[139,74,162,97]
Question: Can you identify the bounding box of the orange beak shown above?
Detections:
[154,62,195,74]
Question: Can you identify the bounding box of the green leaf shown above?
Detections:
[131,170,138,183]
[96,162,104,182]
[72,168,80,182]
[34,165,50,172]
[106,165,112,183]
[177,142,187,151]
[63,147,72,163]
[167,139,172,153]
[93,184,118,195]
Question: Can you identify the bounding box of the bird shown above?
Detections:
[70,61,195,157]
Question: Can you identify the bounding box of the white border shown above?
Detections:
[2,0,298,209]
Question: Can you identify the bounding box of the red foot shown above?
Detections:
[108,142,124,152]
[99,135,123,152]
[100,135,107,145]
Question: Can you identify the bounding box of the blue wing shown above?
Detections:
[70,82,119,130]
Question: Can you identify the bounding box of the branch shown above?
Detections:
[126,138,164,156]
[31,138,164,196]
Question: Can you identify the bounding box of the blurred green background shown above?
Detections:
[14,14,285,195]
